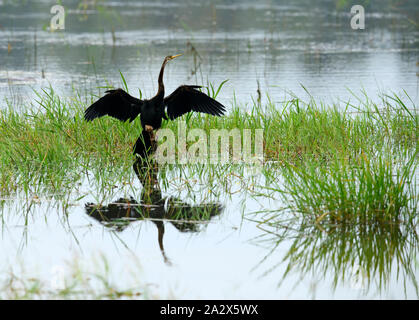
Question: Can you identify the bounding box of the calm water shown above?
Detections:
[0,0,418,299]
[0,0,418,107]
[1,167,418,299]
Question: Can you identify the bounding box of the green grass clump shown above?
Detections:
[271,151,418,225]
[253,150,418,296]
[0,86,417,199]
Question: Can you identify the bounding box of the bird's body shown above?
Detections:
[139,94,166,130]
[84,55,226,140]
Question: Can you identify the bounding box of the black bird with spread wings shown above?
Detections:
[84,54,226,133]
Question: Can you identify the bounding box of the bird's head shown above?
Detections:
[164,54,182,64]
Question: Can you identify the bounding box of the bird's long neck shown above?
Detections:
[157,60,168,97]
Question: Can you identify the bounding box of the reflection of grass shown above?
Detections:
[0,255,147,299]
[256,215,419,296]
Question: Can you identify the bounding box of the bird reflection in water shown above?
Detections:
[85,130,223,265]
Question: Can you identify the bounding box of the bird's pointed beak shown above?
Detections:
[170,54,183,60]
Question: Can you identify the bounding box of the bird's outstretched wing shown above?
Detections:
[164,85,226,120]
[84,89,143,122]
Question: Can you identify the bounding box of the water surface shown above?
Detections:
[0,0,418,299]
[0,0,418,107]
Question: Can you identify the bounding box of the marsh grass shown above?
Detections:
[0,86,417,298]
[275,151,418,225]
[250,141,418,295]
[250,151,418,296]
[0,86,136,195]
[0,86,417,207]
